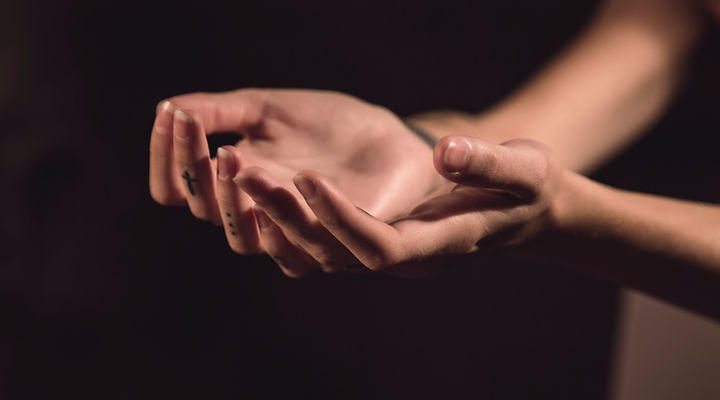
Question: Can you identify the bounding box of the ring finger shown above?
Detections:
[216,146,262,254]
[235,167,359,273]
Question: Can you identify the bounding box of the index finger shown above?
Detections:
[293,172,494,272]
[292,170,403,271]
[149,100,185,205]
[164,89,267,135]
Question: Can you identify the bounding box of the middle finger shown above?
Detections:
[234,166,359,272]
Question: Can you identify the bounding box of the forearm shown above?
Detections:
[530,172,720,318]
[409,0,703,173]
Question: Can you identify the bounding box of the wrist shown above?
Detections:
[406,108,535,146]
[499,167,589,259]
[546,168,607,236]
[405,110,483,142]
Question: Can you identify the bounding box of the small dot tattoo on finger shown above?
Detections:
[224,212,235,235]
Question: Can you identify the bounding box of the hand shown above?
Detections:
[149,88,443,275]
[286,135,564,277]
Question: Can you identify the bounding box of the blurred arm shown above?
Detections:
[409,0,704,173]
[533,170,720,320]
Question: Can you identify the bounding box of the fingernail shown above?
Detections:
[293,175,316,200]
[254,207,271,231]
[174,108,192,122]
[173,110,193,139]
[444,139,470,173]
[216,147,234,179]
[156,100,173,115]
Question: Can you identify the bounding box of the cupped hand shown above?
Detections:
[149,88,443,274]
[283,136,565,277]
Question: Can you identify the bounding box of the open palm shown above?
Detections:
[149,88,442,266]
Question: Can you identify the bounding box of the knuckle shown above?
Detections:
[189,206,216,223]
[268,255,311,278]
[174,144,204,165]
[532,154,551,187]
[518,142,554,197]
[364,258,387,272]
[475,145,500,177]
[228,240,248,255]
[357,240,404,271]
[364,251,397,272]
[318,212,341,232]
[303,248,346,272]
[319,264,343,274]
[150,189,183,206]
[502,139,555,199]
[311,251,340,267]
[282,268,308,279]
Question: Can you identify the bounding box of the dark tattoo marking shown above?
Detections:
[181,171,197,195]
[226,213,234,235]
[403,119,437,148]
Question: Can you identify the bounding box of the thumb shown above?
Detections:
[433,136,550,199]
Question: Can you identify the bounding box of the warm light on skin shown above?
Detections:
[149,0,720,319]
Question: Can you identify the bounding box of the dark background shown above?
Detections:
[2,0,718,399]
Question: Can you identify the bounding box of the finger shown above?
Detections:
[173,109,221,223]
[293,171,403,271]
[254,208,318,278]
[433,136,550,200]
[149,100,185,205]
[295,171,505,272]
[394,188,503,253]
[164,90,265,135]
[216,146,262,254]
[234,167,358,272]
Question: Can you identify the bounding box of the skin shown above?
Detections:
[149,89,443,274]
[150,0,720,318]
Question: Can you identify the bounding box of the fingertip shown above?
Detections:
[217,146,239,179]
[153,101,176,137]
[442,138,471,173]
[434,135,497,182]
[174,109,194,124]
[156,100,174,115]
[433,135,463,175]
[292,173,317,201]
[216,146,232,158]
